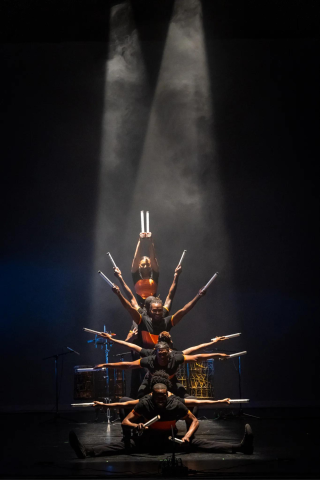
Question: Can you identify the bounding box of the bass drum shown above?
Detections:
[73,366,126,401]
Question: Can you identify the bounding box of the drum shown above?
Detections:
[74,365,95,399]
[74,366,126,400]
[176,360,214,398]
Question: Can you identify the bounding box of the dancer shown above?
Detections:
[131,232,159,302]
[97,330,227,399]
[69,380,253,458]
[92,371,231,408]
[94,342,230,398]
[110,285,207,348]
[113,264,182,315]
[98,330,227,357]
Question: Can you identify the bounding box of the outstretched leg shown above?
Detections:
[186,424,254,455]
[69,431,139,458]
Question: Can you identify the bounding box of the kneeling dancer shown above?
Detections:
[69,383,253,458]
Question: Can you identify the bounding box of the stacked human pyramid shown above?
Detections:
[69,211,254,459]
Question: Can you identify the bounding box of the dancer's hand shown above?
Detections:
[113,267,122,277]
[218,354,229,361]
[175,265,182,276]
[220,398,231,404]
[198,288,207,296]
[135,423,148,431]
[112,285,121,295]
[98,332,113,340]
[93,364,106,369]
[181,435,191,443]
[126,327,138,341]
[93,401,105,406]
[212,336,224,343]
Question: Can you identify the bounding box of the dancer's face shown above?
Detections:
[156,347,170,365]
[139,258,151,276]
[152,388,168,408]
[150,302,163,321]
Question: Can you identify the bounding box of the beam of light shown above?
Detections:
[90,1,149,326]
[124,0,234,284]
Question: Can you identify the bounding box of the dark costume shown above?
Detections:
[135,311,174,348]
[78,395,244,456]
[137,352,188,399]
[128,311,171,397]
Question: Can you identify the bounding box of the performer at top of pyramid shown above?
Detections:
[113,262,181,316]
[131,232,159,303]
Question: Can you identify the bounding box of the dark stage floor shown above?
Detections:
[1,408,320,479]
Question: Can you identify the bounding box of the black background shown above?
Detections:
[1,0,318,410]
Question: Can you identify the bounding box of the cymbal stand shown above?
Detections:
[110,353,126,424]
[237,355,259,419]
[204,347,260,420]
[42,349,79,423]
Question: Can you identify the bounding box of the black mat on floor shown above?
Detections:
[2,409,320,479]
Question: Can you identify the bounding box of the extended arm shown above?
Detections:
[122,410,146,432]
[163,265,182,311]
[171,289,206,326]
[182,336,225,355]
[94,359,142,370]
[182,411,199,442]
[184,398,230,406]
[98,332,142,354]
[183,353,229,362]
[94,399,139,408]
[131,235,144,272]
[112,285,141,324]
[114,267,139,309]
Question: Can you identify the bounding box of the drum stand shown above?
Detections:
[205,348,260,420]
[89,326,126,425]
[42,349,79,423]
[235,355,259,419]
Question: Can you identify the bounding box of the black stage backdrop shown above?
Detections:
[1,0,319,410]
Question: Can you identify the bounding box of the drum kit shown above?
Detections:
[73,326,127,422]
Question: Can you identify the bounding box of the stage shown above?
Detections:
[2,408,319,479]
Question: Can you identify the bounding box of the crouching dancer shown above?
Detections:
[69,384,254,458]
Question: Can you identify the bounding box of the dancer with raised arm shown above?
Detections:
[131,232,159,304]
[97,330,228,357]
[110,285,207,348]
[113,264,182,315]
[94,342,239,398]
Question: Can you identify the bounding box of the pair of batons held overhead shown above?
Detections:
[141,210,150,233]
[83,327,116,336]
[211,333,241,341]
